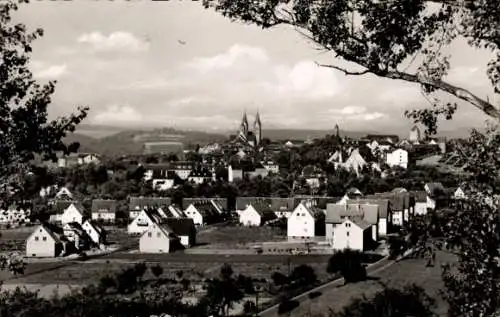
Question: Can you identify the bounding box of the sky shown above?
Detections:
[12,1,498,133]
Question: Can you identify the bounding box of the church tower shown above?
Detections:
[238,111,249,142]
[254,111,262,146]
[334,123,340,139]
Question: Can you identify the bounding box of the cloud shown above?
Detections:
[340,106,366,115]
[92,105,143,124]
[324,106,386,122]
[187,44,268,72]
[31,62,68,79]
[77,32,149,52]
[264,61,342,100]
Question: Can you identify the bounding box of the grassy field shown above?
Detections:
[0,226,34,252]
[2,259,330,288]
[196,223,285,249]
[287,251,454,317]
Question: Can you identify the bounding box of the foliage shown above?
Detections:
[289,264,317,287]
[332,284,437,317]
[271,272,289,287]
[150,264,164,279]
[243,300,257,316]
[277,298,300,315]
[327,249,367,284]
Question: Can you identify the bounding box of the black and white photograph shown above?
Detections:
[0,0,499,316]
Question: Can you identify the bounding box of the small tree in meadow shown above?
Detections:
[327,249,367,284]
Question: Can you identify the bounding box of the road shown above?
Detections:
[258,256,393,317]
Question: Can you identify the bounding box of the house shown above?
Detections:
[187,168,213,184]
[184,201,220,226]
[163,218,196,248]
[453,186,467,200]
[239,202,277,226]
[332,218,373,251]
[82,220,106,245]
[139,222,179,253]
[91,199,117,223]
[62,222,92,250]
[166,205,186,218]
[26,224,64,257]
[325,203,379,251]
[369,192,413,227]
[129,197,172,219]
[228,165,243,183]
[412,191,429,215]
[171,161,195,180]
[128,208,164,235]
[336,149,367,176]
[55,187,73,200]
[386,149,409,169]
[152,178,175,191]
[48,200,76,223]
[261,160,279,174]
[287,202,325,240]
[348,198,391,237]
[301,165,325,189]
[409,125,421,143]
[61,202,85,225]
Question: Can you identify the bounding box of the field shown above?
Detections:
[284,251,454,317]
[195,223,285,249]
[0,226,33,252]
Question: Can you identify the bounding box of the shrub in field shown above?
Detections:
[271,272,289,287]
[150,264,163,279]
[289,265,317,287]
[327,249,367,284]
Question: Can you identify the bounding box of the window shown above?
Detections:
[148,232,152,237]
[346,232,350,236]
[34,236,39,241]
[157,232,161,238]
[39,229,42,232]
[42,237,47,241]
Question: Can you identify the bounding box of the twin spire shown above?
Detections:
[238,110,262,146]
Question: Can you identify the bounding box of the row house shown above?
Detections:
[325,203,379,251]
[301,165,325,189]
[57,153,100,168]
[368,192,414,227]
[129,197,172,219]
[91,199,117,223]
[26,221,105,257]
[187,168,214,184]
[139,217,196,253]
[49,201,85,225]
[348,198,391,237]
[182,198,227,214]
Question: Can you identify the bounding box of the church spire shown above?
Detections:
[254,110,262,146]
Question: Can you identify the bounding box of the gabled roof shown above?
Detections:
[129,197,172,210]
[269,198,299,212]
[84,219,103,234]
[299,203,325,219]
[91,199,117,214]
[351,218,372,230]
[51,200,78,215]
[236,197,271,211]
[325,204,378,225]
[350,198,389,218]
[31,224,63,244]
[182,198,228,211]
[141,208,165,224]
[162,217,195,236]
[188,168,213,178]
[189,202,219,217]
[250,202,277,222]
[145,222,174,238]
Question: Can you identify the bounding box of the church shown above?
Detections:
[234,111,262,147]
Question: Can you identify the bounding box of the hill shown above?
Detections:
[65,127,228,157]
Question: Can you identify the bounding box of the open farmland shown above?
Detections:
[279,251,454,317]
[196,223,285,249]
[0,226,33,253]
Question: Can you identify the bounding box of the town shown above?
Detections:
[0,114,466,314]
[0,0,497,316]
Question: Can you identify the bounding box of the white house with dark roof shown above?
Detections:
[187,168,213,184]
[239,202,277,226]
[338,188,363,205]
[287,202,325,240]
[55,187,73,200]
[91,199,117,223]
[129,197,172,219]
[270,197,299,218]
[325,203,379,251]
[184,201,220,226]
[61,202,85,225]
[26,225,63,257]
[139,222,178,253]
[63,222,92,250]
[368,192,413,226]
[128,209,164,234]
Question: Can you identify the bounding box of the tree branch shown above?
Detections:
[315,62,370,76]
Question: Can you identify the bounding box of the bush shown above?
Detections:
[327,249,367,284]
[278,299,300,314]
